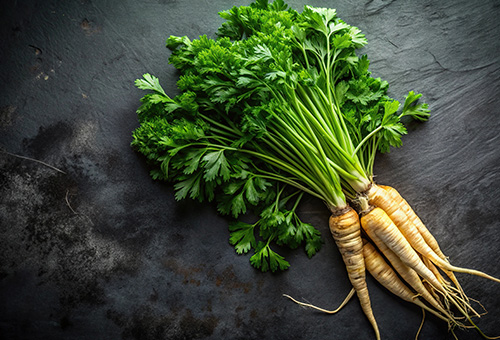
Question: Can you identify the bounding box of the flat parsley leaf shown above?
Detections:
[135,73,167,96]
[229,221,256,254]
[203,150,231,181]
[250,241,290,272]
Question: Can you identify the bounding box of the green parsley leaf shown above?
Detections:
[203,150,231,182]
[135,73,167,96]
[229,221,256,254]
[250,241,290,272]
[401,91,431,121]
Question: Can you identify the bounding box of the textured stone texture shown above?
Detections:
[1,0,499,339]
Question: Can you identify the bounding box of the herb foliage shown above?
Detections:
[132,0,429,271]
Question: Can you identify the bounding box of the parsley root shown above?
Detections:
[370,184,500,284]
[377,184,447,259]
[330,207,380,340]
[361,201,490,330]
[362,240,462,328]
[361,224,447,316]
[360,207,445,292]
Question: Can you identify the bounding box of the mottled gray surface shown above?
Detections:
[1,0,499,339]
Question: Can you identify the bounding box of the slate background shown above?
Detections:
[1,0,499,339]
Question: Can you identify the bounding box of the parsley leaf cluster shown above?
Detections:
[131,0,429,271]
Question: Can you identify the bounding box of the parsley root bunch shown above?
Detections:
[131,0,498,338]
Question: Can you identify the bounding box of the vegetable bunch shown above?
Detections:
[131,1,499,338]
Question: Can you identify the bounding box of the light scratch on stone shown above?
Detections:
[0,149,66,174]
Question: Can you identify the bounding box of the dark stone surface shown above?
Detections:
[1,0,499,339]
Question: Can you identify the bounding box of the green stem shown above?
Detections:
[352,125,383,159]
[200,113,242,137]
[291,191,304,212]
